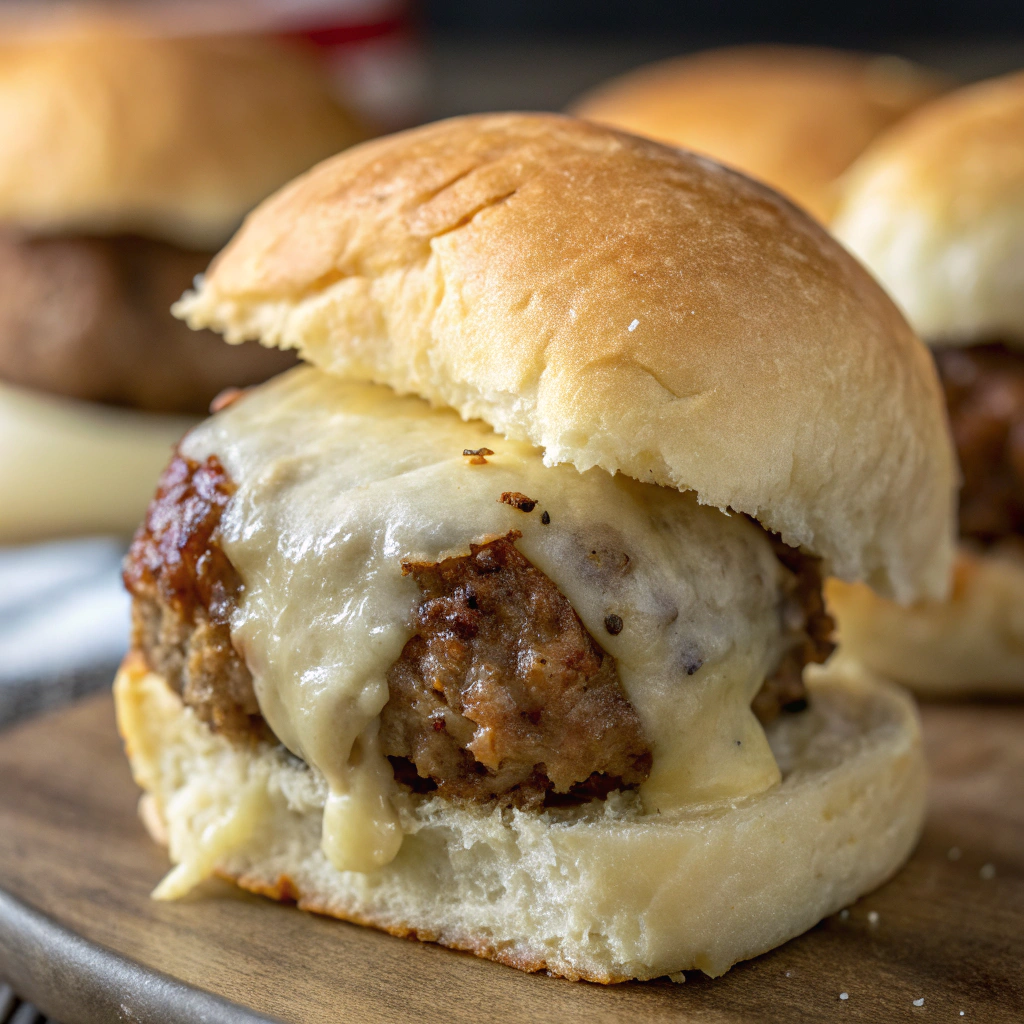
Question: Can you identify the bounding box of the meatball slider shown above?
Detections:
[117,114,955,981]
[0,17,364,541]
[831,72,1024,694]
[571,45,945,222]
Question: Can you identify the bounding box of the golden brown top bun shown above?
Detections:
[571,46,945,221]
[833,71,1024,346]
[0,18,365,247]
[175,113,956,603]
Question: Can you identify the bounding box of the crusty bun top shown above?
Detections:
[570,46,945,222]
[0,18,365,247]
[175,112,956,604]
[833,71,1024,347]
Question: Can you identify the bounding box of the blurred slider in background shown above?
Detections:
[570,45,947,222]
[0,16,368,542]
[0,3,419,723]
[828,72,1024,695]
[573,45,1024,696]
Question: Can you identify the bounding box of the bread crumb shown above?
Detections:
[210,386,247,414]
[463,447,494,465]
[867,911,879,926]
[839,992,849,1001]
[913,998,925,1007]
[499,491,537,513]
[947,846,962,861]
[980,863,996,880]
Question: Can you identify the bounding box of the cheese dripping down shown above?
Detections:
[182,367,792,874]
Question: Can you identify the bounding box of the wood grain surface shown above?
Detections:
[0,692,1021,1023]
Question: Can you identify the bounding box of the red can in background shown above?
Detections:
[2,0,427,133]
[167,0,426,131]
[274,0,425,131]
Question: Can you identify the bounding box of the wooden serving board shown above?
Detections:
[0,692,1021,1024]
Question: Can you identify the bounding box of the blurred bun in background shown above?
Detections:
[0,15,369,541]
[834,70,1024,347]
[830,72,1024,695]
[0,20,366,245]
[570,45,946,222]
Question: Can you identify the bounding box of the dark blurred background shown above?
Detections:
[4,0,1022,124]
[425,0,1023,39]
[418,0,1024,117]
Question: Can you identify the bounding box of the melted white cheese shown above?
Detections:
[182,367,789,873]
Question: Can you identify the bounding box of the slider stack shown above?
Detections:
[830,71,1024,694]
[0,16,364,541]
[116,113,957,981]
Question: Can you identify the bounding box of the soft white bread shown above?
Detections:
[0,380,190,542]
[570,46,944,222]
[115,653,926,982]
[0,18,365,247]
[174,112,956,605]
[833,71,1024,346]
[827,550,1024,695]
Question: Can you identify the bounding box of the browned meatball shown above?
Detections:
[752,531,835,724]
[124,453,269,740]
[380,533,652,807]
[124,453,830,803]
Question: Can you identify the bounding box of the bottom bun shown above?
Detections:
[114,654,925,982]
[0,381,192,542]
[827,548,1024,696]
